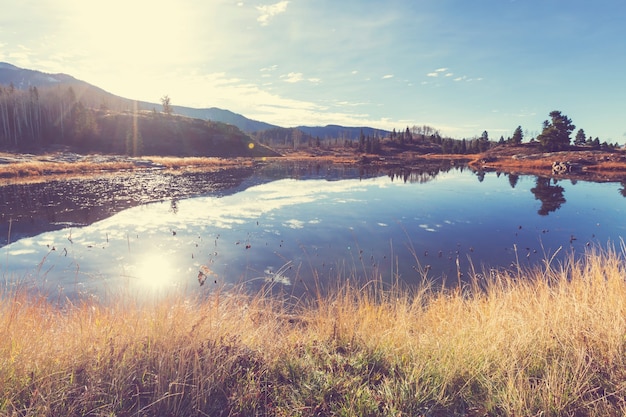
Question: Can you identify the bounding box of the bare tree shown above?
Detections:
[161,95,173,115]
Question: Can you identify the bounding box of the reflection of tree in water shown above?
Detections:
[530,177,566,216]
[619,181,626,197]
[508,174,519,188]
[169,199,179,214]
[386,164,458,184]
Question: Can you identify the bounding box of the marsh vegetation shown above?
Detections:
[3,246,626,416]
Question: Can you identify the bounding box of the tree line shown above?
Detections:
[0,85,618,158]
[385,110,619,155]
[0,83,125,150]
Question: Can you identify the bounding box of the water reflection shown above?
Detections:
[0,167,256,246]
[2,163,626,302]
[530,177,566,216]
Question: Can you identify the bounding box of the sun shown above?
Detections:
[65,1,197,95]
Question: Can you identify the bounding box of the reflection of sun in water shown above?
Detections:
[133,254,177,292]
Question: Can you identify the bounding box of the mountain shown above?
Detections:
[0,62,277,132]
[0,62,390,139]
[164,104,278,133]
[297,125,389,141]
[0,62,78,87]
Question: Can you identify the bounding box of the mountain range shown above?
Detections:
[0,62,389,140]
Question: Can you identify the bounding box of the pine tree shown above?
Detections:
[510,126,523,145]
[536,110,575,151]
[574,128,586,146]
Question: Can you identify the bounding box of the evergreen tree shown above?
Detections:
[372,136,381,153]
[592,137,600,148]
[478,131,490,152]
[574,128,586,146]
[358,129,365,152]
[510,126,523,145]
[536,110,575,151]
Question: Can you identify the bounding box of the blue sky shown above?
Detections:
[1,0,625,141]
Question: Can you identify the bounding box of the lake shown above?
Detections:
[2,162,626,302]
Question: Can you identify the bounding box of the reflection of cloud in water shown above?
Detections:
[284,219,305,229]
[377,222,388,227]
[419,224,437,232]
[94,178,380,231]
[7,249,37,256]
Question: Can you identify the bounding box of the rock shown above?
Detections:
[552,161,579,175]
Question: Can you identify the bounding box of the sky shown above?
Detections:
[1,0,625,141]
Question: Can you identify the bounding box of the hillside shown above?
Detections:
[96,111,278,157]
[0,63,391,140]
[0,79,278,157]
[0,64,279,157]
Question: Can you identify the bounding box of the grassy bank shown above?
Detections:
[3,247,626,416]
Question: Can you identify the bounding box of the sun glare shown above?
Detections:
[132,253,178,293]
[67,1,197,96]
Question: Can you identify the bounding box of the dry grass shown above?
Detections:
[0,160,137,177]
[0,155,256,185]
[145,156,255,170]
[3,247,626,416]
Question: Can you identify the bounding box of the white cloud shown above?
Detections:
[334,100,370,107]
[428,68,451,78]
[282,72,303,83]
[280,72,320,84]
[257,1,289,26]
[382,74,394,79]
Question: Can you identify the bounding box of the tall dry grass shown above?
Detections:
[3,245,626,416]
[0,160,136,178]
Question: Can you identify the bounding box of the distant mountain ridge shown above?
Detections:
[0,62,389,139]
[297,125,388,140]
[0,62,78,87]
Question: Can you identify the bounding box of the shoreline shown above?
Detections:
[2,146,626,184]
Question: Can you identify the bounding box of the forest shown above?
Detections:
[0,81,619,158]
[0,83,275,157]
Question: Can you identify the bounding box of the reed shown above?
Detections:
[3,245,626,416]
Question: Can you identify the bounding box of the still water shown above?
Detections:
[2,163,626,301]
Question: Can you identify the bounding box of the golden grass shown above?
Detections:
[3,247,626,416]
[144,156,255,170]
[0,160,137,177]
[0,155,256,185]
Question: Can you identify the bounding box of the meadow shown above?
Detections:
[2,245,626,416]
